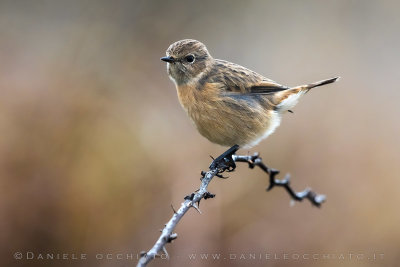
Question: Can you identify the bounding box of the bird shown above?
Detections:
[161,39,338,149]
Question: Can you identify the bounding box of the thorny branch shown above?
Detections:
[136,145,325,267]
[233,153,326,206]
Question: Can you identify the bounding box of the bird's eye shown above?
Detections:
[185,55,195,63]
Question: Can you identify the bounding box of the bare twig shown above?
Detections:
[233,153,326,206]
[136,168,221,267]
[136,145,325,266]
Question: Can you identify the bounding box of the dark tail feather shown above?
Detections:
[275,76,340,107]
[306,77,340,90]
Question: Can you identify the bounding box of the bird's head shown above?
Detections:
[161,39,213,85]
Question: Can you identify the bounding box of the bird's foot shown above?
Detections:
[209,145,239,175]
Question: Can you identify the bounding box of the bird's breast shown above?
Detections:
[176,83,213,119]
[175,83,280,147]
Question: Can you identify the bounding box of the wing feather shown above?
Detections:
[210,59,289,95]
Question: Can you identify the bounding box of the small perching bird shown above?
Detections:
[161,39,339,148]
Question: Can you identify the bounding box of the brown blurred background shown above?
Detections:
[0,0,399,266]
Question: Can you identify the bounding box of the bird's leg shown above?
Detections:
[209,145,239,174]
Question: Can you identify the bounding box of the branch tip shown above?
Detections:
[234,152,325,207]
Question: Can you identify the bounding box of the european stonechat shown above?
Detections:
[161,39,339,148]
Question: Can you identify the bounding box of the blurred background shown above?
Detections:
[1,0,399,266]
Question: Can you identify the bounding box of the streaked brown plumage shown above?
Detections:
[161,39,339,148]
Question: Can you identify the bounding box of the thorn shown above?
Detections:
[163,233,178,244]
[270,168,280,177]
[266,183,274,191]
[210,155,215,160]
[169,233,178,242]
[283,173,291,183]
[170,204,177,214]
[192,203,202,214]
[162,246,169,259]
[288,110,294,113]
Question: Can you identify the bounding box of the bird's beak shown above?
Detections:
[161,56,175,63]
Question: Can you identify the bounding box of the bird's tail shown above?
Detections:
[302,77,340,91]
[275,77,340,111]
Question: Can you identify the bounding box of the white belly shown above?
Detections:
[244,110,281,148]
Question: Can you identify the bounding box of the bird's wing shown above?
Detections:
[210,59,289,95]
[248,80,290,95]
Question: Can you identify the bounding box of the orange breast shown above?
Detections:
[175,83,277,147]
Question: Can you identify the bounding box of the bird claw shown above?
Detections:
[209,145,239,173]
[216,173,229,179]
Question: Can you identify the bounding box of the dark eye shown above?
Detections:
[185,55,195,63]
